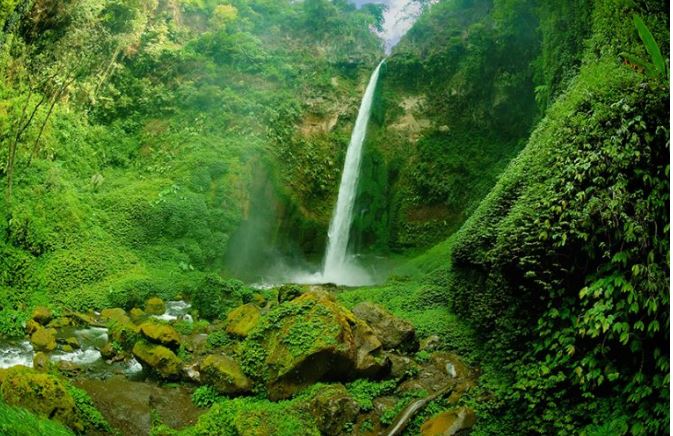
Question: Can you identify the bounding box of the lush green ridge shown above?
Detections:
[413,0,669,433]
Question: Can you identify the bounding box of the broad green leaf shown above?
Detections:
[633,15,667,78]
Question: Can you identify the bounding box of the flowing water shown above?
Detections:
[289,60,385,287]
[321,60,384,285]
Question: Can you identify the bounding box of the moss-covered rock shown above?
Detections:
[420,407,476,436]
[139,320,181,349]
[352,302,418,352]
[72,312,101,327]
[100,308,131,325]
[33,352,51,372]
[0,366,82,431]
[31,307,53,325]
[144,297,166,315]
[199,355,252,395]
[31,327,57,352]
[99,342,117,360]
[47,317,72,329]
[109,320,141,350]
[132,340,182,379]
[352,319,390,378]
[241,290,385,400]
[307,384,360,435]
[278,284,303,303]
[25,319,41,335]
[129,307,147,323]
[225,304,261,338]
[65,336,80,349]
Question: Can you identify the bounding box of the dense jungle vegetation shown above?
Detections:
[0,0,669,435]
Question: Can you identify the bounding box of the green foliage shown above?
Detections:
[358,0,542,251]
[449,43,669,436]
[338,274,479,360]
[191,275,249,320]
[65,385,112,434]
[191,385,221,408]
[620,15,669,79]
[345,379,397,411]
[181,396,319,436]
[0,400,73,436]
[206,330,232,349]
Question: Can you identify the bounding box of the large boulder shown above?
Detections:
[225,304,261,338]
[352,302,418,352]
[31,327,57,352]
[241,290,387,400]
[139,320,181,349]
[199,355,252,395]
[132,341,182,379]
[0,366,82,431]
[420,407,476,436]
[307,384,360,435]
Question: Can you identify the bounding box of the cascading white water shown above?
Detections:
[320,60,385,285]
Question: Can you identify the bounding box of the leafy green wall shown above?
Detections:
[429,0,669,433]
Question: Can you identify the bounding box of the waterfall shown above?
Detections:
[320,60,384,285]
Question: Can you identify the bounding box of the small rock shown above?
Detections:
[100,342,117,360]
[388,353,419,378]
[199,355,252,395]
[25,319,41,335]
[420,407,476,436]
[182,363,201,383]
[32,352,51,372]
[132,341,182,379]
[438,125,450,133]
[353,320,390,378]
[56,360,81,375]
[31,307,53,325]
[278,284,302,303]
[129,308,147,323]
[72,312,101,327]
[65,336,80,349]
[109,321,141,350]
[47,317,72,329]
[139,321,181,349]
[251,294,266,306]
[225,304,261,338]
[308,384,360,435]
[62,345,73,353]
[31,327,57,352]
[374,396,398,416]
[352,302,418,352]
[144,297,166,315]
[420,335,442,352]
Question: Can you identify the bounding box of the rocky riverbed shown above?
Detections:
[0,286,477,435]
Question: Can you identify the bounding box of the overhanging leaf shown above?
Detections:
[633,15,667,78]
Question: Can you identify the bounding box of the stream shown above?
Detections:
[0,301,202,435]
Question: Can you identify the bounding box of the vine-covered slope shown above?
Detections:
[426,0,669,433]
